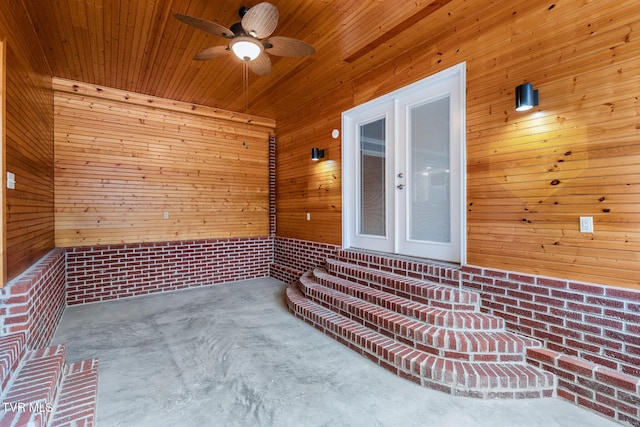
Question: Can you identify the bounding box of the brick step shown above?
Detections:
[49,359,99,427]
[333,249,460,284]
[301,271,539,362]
[326,258,479,310]
[0,333,27,394]
[0,342,99,427]
[0,345,67,427]
[311,268,503,330]
[286,282,556,399]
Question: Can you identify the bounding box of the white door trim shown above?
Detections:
[342,62,466,264]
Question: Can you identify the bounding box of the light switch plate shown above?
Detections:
[7,172,15,189]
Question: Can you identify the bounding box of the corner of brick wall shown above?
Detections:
[271,236,340,284]
[269,134,276,237]
[0,249,66,349]
[269,263,302,285]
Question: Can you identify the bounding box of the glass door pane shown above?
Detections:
[358,118,386,236]
[409,97,450,243]
[344,62,464,263]
[396,64,463,263]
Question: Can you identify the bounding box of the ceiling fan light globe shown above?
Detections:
[230,37,262,61]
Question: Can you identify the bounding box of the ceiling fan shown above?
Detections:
[174,2,315,76]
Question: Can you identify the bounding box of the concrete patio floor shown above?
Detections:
[52,277,618,427]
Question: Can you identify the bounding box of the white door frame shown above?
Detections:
[342,62,466,264]
[342,101,395,254]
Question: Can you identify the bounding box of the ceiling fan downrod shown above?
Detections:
[238,6,250,18]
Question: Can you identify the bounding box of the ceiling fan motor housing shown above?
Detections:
[230,21,246,37]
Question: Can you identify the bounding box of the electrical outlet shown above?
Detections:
[163,212,169,220]
[579,216,593,233]
[306,212,311,221]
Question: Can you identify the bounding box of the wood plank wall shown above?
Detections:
[0,1,56,283]
[54,79,274,247]
[275,0,640,289]
[0,39,6,284]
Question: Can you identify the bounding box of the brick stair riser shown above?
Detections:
[313,270,502,331]
[288,293,554,398]
[286,284,555,399]
[300,278,535,362]
[327,257,462,294]
[331,252,460,285]
[326,260,479,311]
[4,348,66,403]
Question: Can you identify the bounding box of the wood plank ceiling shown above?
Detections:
[21,0,466,119]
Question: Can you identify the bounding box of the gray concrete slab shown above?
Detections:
[52,278,618,427]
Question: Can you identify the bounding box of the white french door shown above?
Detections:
[343,63,466,264]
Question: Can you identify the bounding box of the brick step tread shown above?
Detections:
[527,348,640,392]
[326,259,479,310]
[0,333,27,394]
[286,283,556,399]
[332,250,460,280]
[0,345,67,427]
[0,358,99,427]
[0,408,47,427]
[302,271,539,361]
[311,268,503,330]
[2,345,66,405]
[49,359,99,427]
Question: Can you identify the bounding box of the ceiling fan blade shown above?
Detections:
[193,46,230,61]
[247,53,272,76]
[264,36,315,57]
[241,2,278,39]
[174,14,234,38]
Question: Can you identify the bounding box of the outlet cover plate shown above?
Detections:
[580,216,594,233]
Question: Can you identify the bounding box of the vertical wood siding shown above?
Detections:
[275,0,640,289]
[54,79,275,247]
[0,1,55,282]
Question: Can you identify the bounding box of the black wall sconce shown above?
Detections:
[515,83,539,111]
[311,147,325,161]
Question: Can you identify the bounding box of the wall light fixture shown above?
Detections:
[311,148,325,161]
[515,83,539,111]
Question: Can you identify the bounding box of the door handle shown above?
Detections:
[396,184,405,190]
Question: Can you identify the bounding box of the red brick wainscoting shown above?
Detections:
[270,236,339,285]
[462,265,640,425]
[66,237,274,305]
[271,237,640,425]
[0,249,66,349]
